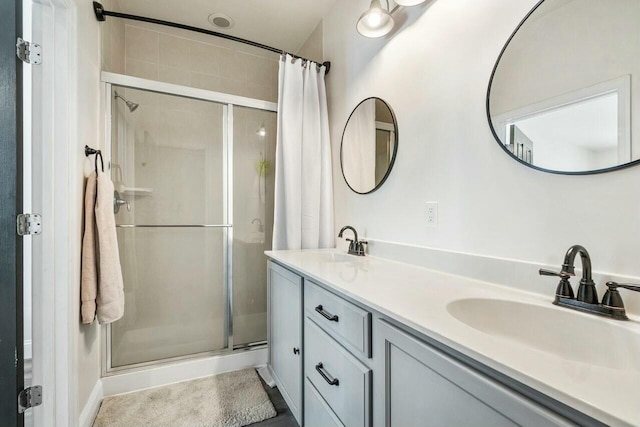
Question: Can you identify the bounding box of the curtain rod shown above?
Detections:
[92,2,331,75]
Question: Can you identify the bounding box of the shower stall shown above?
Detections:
[102,72,276,372]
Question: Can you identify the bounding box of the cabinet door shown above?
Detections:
[305,379,345,427]
[268,261,303,424]
[374,319,575,427]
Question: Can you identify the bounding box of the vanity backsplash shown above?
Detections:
[336,237,640,317]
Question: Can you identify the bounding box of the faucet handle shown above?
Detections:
[353,240,367,256]
[605,281,640,293]
[601,282,640,316]
[600,281,640,320]
[539,268,574,299]
[539,268,571,279]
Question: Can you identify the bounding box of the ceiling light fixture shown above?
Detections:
[256,122,266,138]
[357,0,394,38]
[394,0,427,6]
[357,0,428,38]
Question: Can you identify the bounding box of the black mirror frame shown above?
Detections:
[486,0,640,175]
[340,97,399,194]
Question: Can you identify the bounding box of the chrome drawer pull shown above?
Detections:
[315,305,339,322]
[315,363,339,386]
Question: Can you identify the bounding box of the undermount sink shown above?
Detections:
[447,298,640,372]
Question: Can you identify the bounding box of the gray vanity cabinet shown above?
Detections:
[267,261,303,424]
[267,259,586,427]
[373,319,575,427]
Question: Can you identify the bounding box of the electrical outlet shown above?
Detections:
[426,202,438,226]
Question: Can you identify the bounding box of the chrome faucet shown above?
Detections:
[540,244,640,320]
[338,226,367,256]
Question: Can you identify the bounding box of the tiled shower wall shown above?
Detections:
[101,4,280,102]
[100,0,125,74]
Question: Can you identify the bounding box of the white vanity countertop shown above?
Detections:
[265,249,640,427]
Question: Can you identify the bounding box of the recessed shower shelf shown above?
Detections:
[120,186,153,197]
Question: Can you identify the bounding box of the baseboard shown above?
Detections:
[101,348,268,397]
[256,365,275,388]
[79,380,103,427]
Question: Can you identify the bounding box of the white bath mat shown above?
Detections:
[93,368,277,427]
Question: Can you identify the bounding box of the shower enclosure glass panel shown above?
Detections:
[232,107,277,347]
[110,86,227,367]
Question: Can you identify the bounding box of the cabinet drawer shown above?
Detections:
[305,379,345,427]
[305,280,371,358]
[305,317,372,427]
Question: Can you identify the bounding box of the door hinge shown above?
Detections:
[18,386,43,413]
[17,213,42,236]
[16,38,42,65]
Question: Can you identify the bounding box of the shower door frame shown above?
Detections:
[100,71,277,375]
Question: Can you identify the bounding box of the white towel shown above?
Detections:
[81,172,98,324]
[80,170,125,324]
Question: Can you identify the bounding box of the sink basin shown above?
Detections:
[447,298,640,372]
[306,251,357,263]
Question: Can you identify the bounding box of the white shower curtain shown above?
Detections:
[342,99,376,191]
[272,55,334,250]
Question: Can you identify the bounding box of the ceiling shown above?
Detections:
[115,0,339,53]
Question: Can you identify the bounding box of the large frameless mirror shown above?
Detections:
[487,0,640,174]
[341,97,398,194]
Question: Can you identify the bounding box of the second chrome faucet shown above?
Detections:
[338,226,367,256]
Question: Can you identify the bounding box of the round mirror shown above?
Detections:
[341,97,398,194]
[487,0,640,174]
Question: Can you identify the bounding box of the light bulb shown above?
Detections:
[357,0,394,38]
[367,10,382,27]
[394,0,427,5]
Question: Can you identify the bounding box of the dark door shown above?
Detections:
[0,0,24,426]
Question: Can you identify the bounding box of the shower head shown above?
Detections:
[125,100,139,112]
[114,91,139,112]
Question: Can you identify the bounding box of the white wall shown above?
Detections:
[297,21,324,64]
[529,134,592,172]
[323,0,640,278]
[74,0,103,421]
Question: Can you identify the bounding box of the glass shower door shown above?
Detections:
[232,106,277,347]
[109,86,228,368]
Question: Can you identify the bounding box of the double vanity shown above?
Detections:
[265,249,640,427]
[262,0,640,424]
